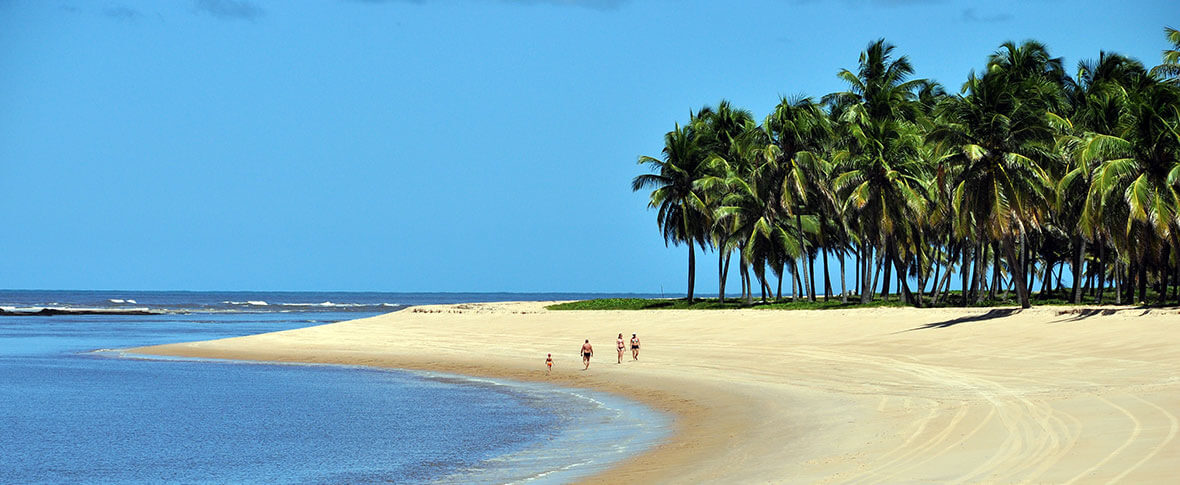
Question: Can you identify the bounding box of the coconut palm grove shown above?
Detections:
[632,28,1180,309]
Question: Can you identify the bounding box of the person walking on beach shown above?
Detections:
[630,333,640,361]
[545,353,553,375]
[616,333,626,364]
[580,339,593,370]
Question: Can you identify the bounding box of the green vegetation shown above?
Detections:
[548,288,1180,311]
[546,297,909,311]
[632,29,1180,309]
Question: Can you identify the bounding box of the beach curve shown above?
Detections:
[131,302,1180,483]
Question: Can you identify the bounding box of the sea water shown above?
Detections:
[0,290,668,484]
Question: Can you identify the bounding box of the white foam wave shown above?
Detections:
[223,301,269,306]
[108,299,137,304]
[278,301,374,308]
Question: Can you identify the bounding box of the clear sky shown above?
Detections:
[0,0,1172,292]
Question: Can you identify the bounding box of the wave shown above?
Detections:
[223,301,270,306]
[277,301,379,308]
[108,299,138,304]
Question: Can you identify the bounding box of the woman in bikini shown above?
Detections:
[630,333,640,360]
[616,333,625,364]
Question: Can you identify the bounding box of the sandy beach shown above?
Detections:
[133,303,1180,483]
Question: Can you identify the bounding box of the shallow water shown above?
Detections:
[0,291,668,484]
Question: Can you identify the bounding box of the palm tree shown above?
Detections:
[709,122,803,303]
[765,96,831,301]
[1057,53,1146,302]
[931,41,1061,308]
[633,122,711,301]
[828,39,929,306]
[695,101,756,302]
[1081,75,1180,304]
[1149,26,1180,82]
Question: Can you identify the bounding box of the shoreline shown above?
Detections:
[132,301,1180,483]
[113,350,672,483]
[130,330,738,484]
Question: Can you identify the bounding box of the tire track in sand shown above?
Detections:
[790,347,1079,484]
[1062,396,1141,484]
[1103,394,1179,483]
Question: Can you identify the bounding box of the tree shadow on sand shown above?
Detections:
[1051,308,1121,322]
[904,308,1021,331]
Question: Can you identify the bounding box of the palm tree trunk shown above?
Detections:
[743,263,751,302]
[808,251,818,302]
[1002,272,1010,301]
[1173,252,1180,304]
[871,250,883,301]
[962,242,971,306]
[1019,233,1028,293]
[930,243,943,304]
[839,250,848,303]
[1115,258,1123,305]
[1047,258,1057,296]
[854,247,862,301]
[881,247,892,302]
[945,247,959,304]
[758,267,768,303]
[958,243,967,306]
[1087,261,1097,299]
[791,260,801,302]
[941,246,957,303]
[739,263,747,301]
[687,244,696,302]
[776,266,783,301]
[889,246,920,307]
[989,249,1001,301]
[1082,265,1093,298]
[916,254,926,304]
[1158,247,1169,306]
[1137,257,1147,303]
[718,249,728,303]
[861,241,872,304]
[736,251,743,301]
[899,272,906,303]
[795,214,811,301]
[1096,240,1106,304]
[972,240,985,304]
[1173,258,1179,304]
[1005,237,1031,309]
[822,248,832,301]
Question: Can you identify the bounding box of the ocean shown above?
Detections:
[0,290,668,484]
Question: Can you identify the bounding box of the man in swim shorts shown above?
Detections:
[581,339,593,370]
[545,353,553,375]
[630,333,640,361]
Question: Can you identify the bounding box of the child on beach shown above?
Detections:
[545,353,553,375]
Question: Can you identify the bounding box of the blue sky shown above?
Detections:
[0,0,1172,292]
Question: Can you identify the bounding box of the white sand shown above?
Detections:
[134,303,1180,483]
